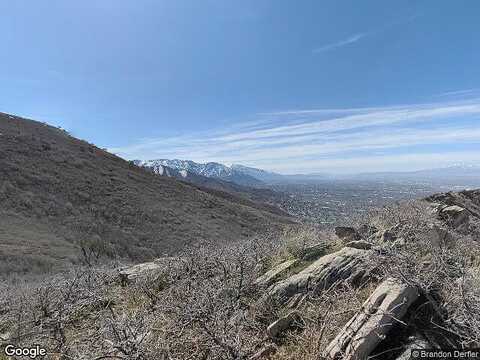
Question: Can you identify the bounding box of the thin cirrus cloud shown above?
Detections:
[312,33,366,53]
[109,98,480,174]
[312,14,420,54]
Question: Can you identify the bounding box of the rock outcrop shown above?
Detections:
[255,259,299,287]
[266,311,302,339]
[266,247,373,303]
[439,205,470,228]
[428,190,480,220]
[325,278,420,360]
[119,261,163,285]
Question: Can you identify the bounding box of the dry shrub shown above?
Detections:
[2,198,480,359]
[370,200,480,347]
[272,282,377,360]
[264,226,335,270]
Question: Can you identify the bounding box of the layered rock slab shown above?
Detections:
[255,259,299,287]
[325,278,419,360]
[265,247,373,303]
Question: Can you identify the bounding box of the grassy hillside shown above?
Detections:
[0,113,292,274]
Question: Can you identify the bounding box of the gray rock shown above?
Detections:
[440,205,470,228]
[325,278,420,360]
[255,259,299,287]
[266,311,301,339]
[266,247,373,303]
[119,261,162,285]
[0,331,10,342]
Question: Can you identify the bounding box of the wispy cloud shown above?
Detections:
[434,88,480,98]
[312,33,366,53]
[109,98,480,174]
[312,14,420,55]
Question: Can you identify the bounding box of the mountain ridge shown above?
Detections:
[136,159,266,187]
[134,161,288,217]
[138,159,480,186]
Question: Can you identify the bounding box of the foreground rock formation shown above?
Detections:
[266,247,374,303]
[119,261,162,285]
[325,279,420,359]
[255,259,299,287]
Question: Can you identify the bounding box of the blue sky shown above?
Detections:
[1,0,479,174]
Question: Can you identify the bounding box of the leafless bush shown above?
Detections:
[271,282,376,360]
[369,201,480,348]
[2,204,480,359]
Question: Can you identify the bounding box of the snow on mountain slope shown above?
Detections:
[138,159,266,187]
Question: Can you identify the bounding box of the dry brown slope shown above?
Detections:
[0,113,293,274]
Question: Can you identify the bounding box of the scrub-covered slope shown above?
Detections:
[0,113,292,274]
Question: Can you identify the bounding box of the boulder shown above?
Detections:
[335,227,360,242]
[119,261,162,285]
[266,247,373,303]
[0,331,10,342]
[325,279,420,360]
[440,205,470,228]
[255,259,299,287]
[266,311,301,339]
[345,240,372,250]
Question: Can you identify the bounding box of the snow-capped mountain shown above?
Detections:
[134,159,266,187]
[131,161,191,179]
[132,160,286,212]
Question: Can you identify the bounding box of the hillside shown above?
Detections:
[0,113,292,274]
[2,189,479,359]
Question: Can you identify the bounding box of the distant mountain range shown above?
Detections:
[134,159,270,187]
[131,160,286,215]
[349,165,480,185]
[134,159,480,187]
